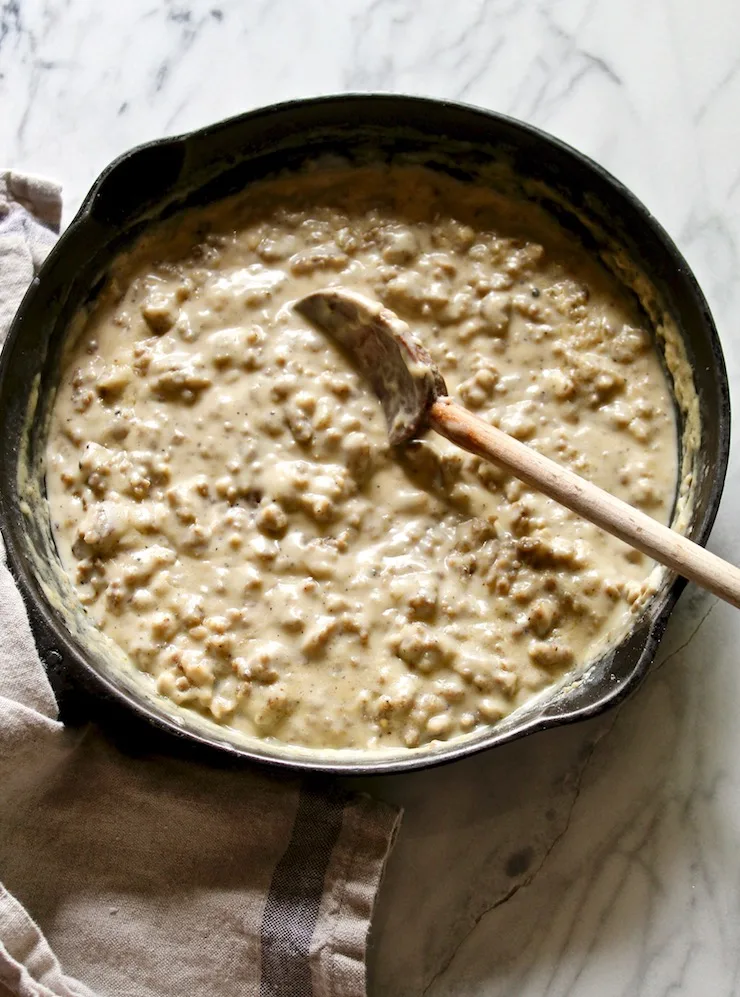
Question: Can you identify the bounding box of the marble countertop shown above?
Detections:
[3,0,740,994]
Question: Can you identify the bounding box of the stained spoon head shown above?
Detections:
[294,288,447,445]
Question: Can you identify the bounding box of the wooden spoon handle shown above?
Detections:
[430,395,739,609]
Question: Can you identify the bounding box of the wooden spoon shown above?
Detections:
[295,287,740,609]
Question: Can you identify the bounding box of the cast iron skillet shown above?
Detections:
[0,95,730,774]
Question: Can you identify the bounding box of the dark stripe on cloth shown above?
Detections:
[259,782,345,997]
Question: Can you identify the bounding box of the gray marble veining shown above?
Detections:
[3,0,740,994]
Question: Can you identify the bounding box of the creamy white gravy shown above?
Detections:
[45,165,678,750]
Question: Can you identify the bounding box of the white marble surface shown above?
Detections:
[3,0,740,994]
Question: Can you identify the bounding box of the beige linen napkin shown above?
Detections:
[0,172,401,997]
